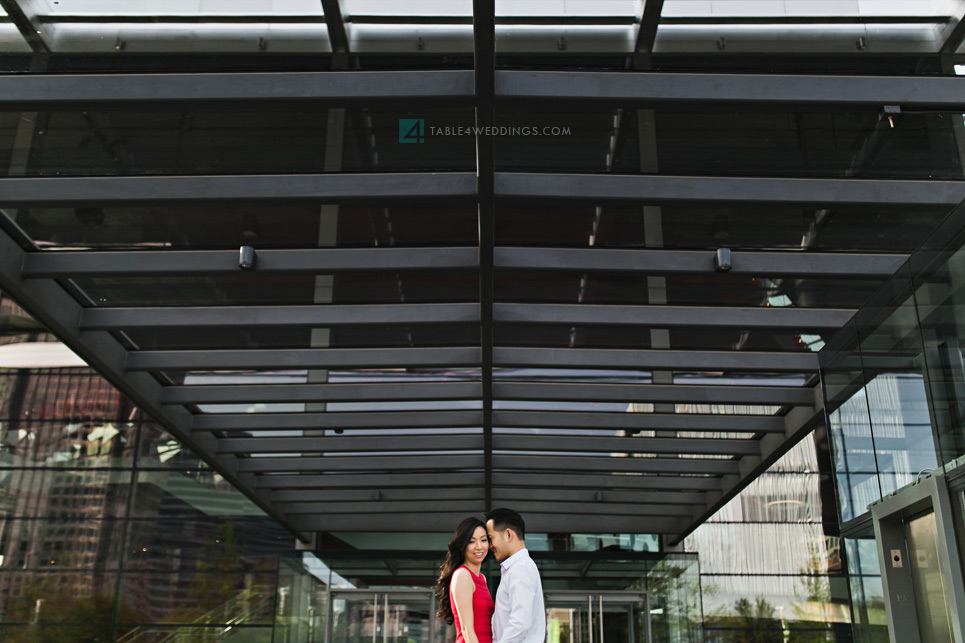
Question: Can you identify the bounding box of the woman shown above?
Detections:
[435,517,494,643]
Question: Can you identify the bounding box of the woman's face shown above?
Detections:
[464,525,489,564]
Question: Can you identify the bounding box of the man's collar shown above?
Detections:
[499,547,530,571]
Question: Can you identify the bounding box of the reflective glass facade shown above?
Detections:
[820,200,965,643]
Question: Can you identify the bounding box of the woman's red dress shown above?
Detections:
[451,565,494,643]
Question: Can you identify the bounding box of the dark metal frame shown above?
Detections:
[1,27,961,543]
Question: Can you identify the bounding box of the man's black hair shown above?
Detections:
[485,507,525,541]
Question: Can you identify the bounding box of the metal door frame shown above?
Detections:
[544,590,651,643]
[870,472,965,643]
[326,588,437,643]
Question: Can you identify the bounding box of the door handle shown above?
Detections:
[383,594,390,643]
[599,596,604,643]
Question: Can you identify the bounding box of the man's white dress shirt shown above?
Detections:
[493,548,545,643]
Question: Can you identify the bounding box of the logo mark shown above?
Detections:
[399,118,425,143]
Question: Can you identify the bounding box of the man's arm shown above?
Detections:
[497,569,539,643]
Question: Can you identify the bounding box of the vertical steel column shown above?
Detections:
[473,0,496,512]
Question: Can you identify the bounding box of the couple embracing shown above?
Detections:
[436,508,545,643]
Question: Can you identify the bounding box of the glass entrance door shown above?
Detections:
[544,591,650,643]
[328,589,441,643]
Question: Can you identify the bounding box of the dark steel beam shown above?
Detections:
[0,71,475,105]
[496,70,965,110]
[493,410,784,433]
[491,487,706,505]
[494,381,815,406]
[494,247,908,278]
[474,0,497,514]
[163,381,481,405]
[128,347,480,371]
[939,2,965,54]
[278,498,694,517]
[320,0,349,59]
[634,0,664,59]
[497,500,695,517]
[256,471,486,490]
[270,487,484,503]
[82,303,479,330]
[290,513,688,533]
[236,453,482,473]
[493,434,760,456]
[494,347,819,372]
[217,434,483,454]
[0,214,309,542]
[495,173,965,208]
[193,409,483,431]
[278,499,489,514]
[496,471,720,491]
[0,173,477,206]
[669,387,826,545]
[493,453,737,475]
[23,247,479,278]
[494,303,854,330]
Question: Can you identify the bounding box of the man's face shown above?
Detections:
[485,519,508,562]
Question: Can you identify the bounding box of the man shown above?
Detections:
[485,508,545,643]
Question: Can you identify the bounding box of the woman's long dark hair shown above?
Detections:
[435,517,486,624]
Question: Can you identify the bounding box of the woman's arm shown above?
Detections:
[452,569,480,643]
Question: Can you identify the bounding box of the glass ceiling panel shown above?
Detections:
[494,106,965,180]
[0,106,475,177]
[495,203,952,252]
[42,0,324,17]
[345,0,472,17]
[11,205,477,250]
[495,1,642,18]
[74,271,479,306]
[493,271,885,309]
[660,0,958,19]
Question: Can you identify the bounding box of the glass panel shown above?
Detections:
[49,0,325,16]
[0,107,475,177]
[14,204,477,250]
[497,1,642,18]
[0,571,117,623]
[330,591,436,643]
[345,0,472,16]
[126,517,290,576]
[913,229,965,465]
[116,571,276,624]
[859,268,938,497]
[494,107,964,180]
[114,626,274,642]
[131,469,267,518]
[904,510,954,643]
[0,468,131,518]
[495,270,884,308]
[496,202,951,252]
[74,270,479,307]
[661,0,956,18]
[0,518,124,570]
[135,422,208,468]
[0,420,137,468]
[0,625,114,641]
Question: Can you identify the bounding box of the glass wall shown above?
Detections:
[684,432,851,642]
[0,293,329,641]
[819,198,965,643]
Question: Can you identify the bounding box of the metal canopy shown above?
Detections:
[0,0,961,546]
